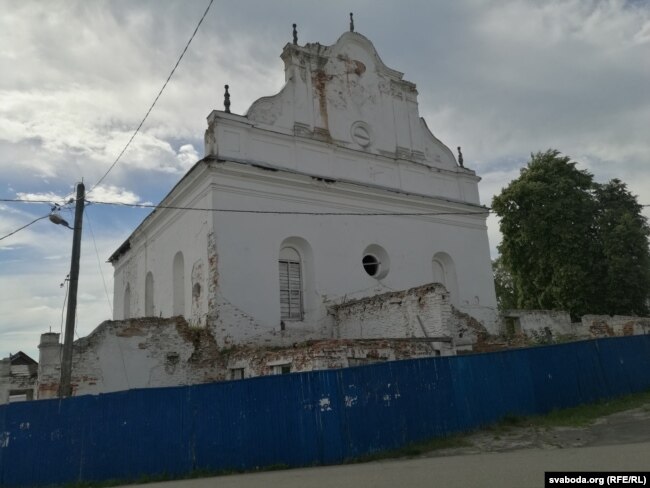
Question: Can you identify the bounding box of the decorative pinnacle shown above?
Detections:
[349,12,354,32]
[224,85,231,113]
[292,23,298,45]
[457,146,464,167]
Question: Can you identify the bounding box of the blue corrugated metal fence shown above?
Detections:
[1,335,649,487]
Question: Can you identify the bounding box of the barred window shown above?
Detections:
[279,247,303,320]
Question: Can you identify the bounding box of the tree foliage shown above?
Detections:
[492,150,650,317]
[594,179,650,315]
[492,257,518,310]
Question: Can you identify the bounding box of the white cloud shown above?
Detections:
[177,143,199,170]
[85,185,143,205]
[16,185,144,206]
[16,191,71,205]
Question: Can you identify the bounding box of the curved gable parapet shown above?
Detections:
[245,81,292,129]
[220,31,465,172]
[418,118,459,170]
[330,32,406,83]
[204,29,482,203]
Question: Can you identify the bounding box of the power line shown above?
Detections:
[1,197,493,216]
[4,198,649,210]
[58,276,69,365]
[0,198,73,206]
[0,214,50,241]
[84,208,113,315]
[4,197,647,216]
[85,0,215,198]
[85,199,492,217]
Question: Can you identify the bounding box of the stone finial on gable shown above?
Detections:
[293,23,298,45]
[224,85,231,113]
[457,147,464,167]
[349,12,354,32]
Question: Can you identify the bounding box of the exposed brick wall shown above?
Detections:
[475,311,650,351]
[38,286,650,400]
[332,283,453,341]
[37,317,224,398]
[224,339,445,379]
[501,310,573,338]
[0,358,38,404]
[35,283,471,399]
[36,316,450,398]
[449,306,490,351]
[581,315,650,338]
[208,294,334,349]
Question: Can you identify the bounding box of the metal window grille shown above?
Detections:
[279,259,303,320]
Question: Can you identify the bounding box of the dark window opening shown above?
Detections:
[362,254,380,276]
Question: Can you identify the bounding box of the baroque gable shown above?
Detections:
[205,31,479,204]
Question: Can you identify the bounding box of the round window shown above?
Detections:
[362,254,380,276]
[361,244,390,279]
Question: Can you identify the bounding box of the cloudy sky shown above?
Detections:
[1,0,649,359]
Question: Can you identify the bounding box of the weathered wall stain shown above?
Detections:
[312,69,333,137]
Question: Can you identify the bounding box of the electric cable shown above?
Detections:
[59,277,69,365]
[84,208,113,314]
[0,214,49,241]
[2,197,491,216]
[84,199,492,216]
[1,198,71,204]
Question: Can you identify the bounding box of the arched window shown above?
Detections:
[124,284,131,319]
[432,260,445,284]
[145,271,154,316]
[432,252,459,305]
[172,252,185,316]
[279,247,303,320]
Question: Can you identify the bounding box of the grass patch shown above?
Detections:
[352,389,650,463]
[494,389,650,429]
[349,434,472,463]
[534,390,650,427]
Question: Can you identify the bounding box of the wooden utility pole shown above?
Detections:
[59,182,85,398]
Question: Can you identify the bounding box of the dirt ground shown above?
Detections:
[115,401,650,488]
[428,401,650,456]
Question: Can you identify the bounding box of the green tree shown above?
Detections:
[594,179,650,315]
[492,257,518,310]
[492,150,600,318]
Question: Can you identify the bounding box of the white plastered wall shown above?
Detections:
[112,169,214,324]
[210,162,498,343]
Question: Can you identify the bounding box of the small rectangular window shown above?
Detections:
[272,363,291,375]
[230,368,245,380]
[8,389,32,402]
